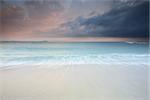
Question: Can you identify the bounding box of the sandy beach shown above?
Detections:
[0,64,148,100]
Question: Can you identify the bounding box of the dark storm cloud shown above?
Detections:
[64,0,149,38]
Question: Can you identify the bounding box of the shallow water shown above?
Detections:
[0,42,149,67]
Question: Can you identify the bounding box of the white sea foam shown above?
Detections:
[0,54,149,68]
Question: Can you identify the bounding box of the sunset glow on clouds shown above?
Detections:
[0,0,149,41]
[1,0,65,39]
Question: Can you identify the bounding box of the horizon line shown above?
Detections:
[0,37,149,42]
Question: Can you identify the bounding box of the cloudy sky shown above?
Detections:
[0,0,149,41]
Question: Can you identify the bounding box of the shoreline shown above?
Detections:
[0,63,149,70]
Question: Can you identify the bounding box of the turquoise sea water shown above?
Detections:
[0,42,149,67]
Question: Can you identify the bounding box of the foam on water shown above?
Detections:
[0,54,149,67]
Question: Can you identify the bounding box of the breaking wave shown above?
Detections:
[0,54,149,67]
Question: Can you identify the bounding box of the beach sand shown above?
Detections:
[0,65,148,100]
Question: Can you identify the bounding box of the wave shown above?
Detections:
[125,41,149,45]
[0,54,149,68]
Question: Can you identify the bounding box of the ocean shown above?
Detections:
[0,42,149,68]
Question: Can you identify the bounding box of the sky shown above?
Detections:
[0,0,149,41]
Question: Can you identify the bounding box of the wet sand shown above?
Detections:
[0,65,148,100]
